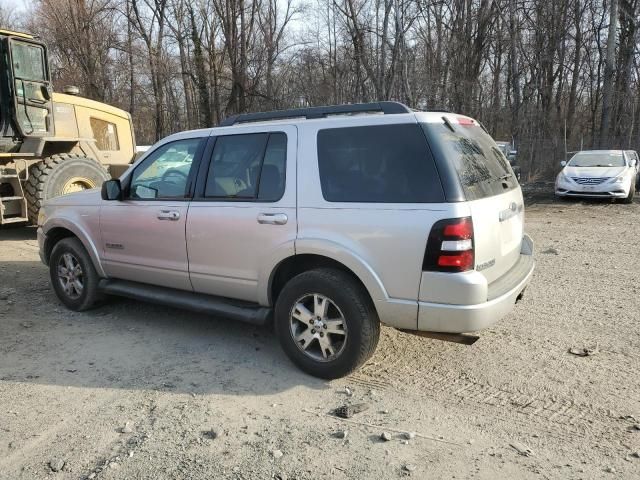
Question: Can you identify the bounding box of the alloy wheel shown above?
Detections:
[57,252,84,300]
[289,293,348,362]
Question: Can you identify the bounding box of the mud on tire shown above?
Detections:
[24,154,110,224]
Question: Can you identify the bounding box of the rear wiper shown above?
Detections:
[498,173,513,181]
[442,116,456,132]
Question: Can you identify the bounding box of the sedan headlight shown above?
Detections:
[611,174,629,183]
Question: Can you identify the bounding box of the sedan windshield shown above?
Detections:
[569,152,625,167]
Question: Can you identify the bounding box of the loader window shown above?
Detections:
[10,42,46,81]
[90,118,120,151]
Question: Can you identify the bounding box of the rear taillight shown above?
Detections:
[422,217,475,272]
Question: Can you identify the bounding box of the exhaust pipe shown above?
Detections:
[399,329,480,345]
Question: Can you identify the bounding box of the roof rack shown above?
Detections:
[219,101,412,127]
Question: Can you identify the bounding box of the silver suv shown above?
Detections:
[38,102,535,378]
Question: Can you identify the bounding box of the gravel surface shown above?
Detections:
[0,191,639,479]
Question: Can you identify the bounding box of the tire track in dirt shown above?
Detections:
[348,366,628,451]
[0,388,158,479]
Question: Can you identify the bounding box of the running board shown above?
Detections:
[399,329,479,345]
[98,279,272,326]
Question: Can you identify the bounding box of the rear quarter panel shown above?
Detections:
[296,117,470,328]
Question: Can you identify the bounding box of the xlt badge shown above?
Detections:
[477,259,496,271]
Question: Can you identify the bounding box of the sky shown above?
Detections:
[0,0,30,15]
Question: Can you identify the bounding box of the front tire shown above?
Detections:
[49,237,102,311]
[24,154,110,224]
[274,268,380,379]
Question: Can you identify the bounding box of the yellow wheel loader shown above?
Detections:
[0,29,136,225]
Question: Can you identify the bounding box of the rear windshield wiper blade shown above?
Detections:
[442,116,456,132]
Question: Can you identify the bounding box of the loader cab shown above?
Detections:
[0,30,54,147]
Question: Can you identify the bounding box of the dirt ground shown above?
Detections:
[1,188,639,479]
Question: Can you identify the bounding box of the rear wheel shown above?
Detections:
[24,154,110,224]
[274,268,380,379]
[49,237,102,311]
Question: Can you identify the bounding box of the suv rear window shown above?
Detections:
[421,120,518,201]
[317,124,444,203]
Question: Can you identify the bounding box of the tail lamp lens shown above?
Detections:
[423,217,475,273]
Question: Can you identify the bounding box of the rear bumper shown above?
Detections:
[417,234,535,333]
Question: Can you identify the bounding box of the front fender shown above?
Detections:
[42,215,106,278]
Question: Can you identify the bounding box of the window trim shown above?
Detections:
[123,137,207,202]
[193,131,288,203]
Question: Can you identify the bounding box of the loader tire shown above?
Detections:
[24,154,110,224]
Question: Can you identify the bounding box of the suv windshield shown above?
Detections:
[568,152,625,167]
[422,119,518,200]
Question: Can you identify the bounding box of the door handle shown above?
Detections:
[257,213,288,225]
[157,210,180,221]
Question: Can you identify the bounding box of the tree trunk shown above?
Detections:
[599,0,618,147]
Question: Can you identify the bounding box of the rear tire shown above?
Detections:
[49,237,102,311]
[274,268,380,379]
[24,154,110,224]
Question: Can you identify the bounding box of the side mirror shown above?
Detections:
[101,179,123,201]
[560,161,567,168]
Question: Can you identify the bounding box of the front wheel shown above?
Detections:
[274,268,380,379]
[49,237,102,311]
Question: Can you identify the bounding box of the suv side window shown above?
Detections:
[204,132,286,201]
[317,124,444,203]
[129,138,203,199]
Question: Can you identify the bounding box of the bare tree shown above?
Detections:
[0,2,16,28]
[599,0,618,147]
[129,0,169,140]
[20,0,640,174]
